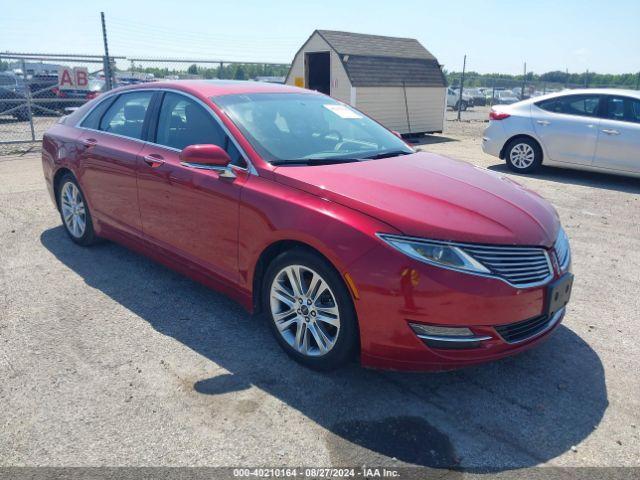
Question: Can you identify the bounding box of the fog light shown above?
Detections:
[410,324,474,337]
[409,323,492,350]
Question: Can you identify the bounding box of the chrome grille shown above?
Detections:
[461,244,553,288]
[495,308,565,343]
[494,313,550,343]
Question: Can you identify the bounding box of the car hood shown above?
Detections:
[273,152,559,246]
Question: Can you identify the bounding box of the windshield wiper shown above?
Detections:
[271,150,413,165]
[362,150,413,160]
[271,158,362,166]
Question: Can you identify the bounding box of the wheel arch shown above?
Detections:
[52,167,75,211]
[252,239,351,314]
[499,134,545,162]
[252,238,362,356]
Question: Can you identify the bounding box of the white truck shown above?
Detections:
[446,87,473,111]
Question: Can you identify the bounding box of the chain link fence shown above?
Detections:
[127,58,289,82]
[2,51,638,147]
[0,54,119,150]
[445,71,640,121]
[0,53,289,150]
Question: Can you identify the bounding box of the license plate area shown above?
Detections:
[546,273,573,315]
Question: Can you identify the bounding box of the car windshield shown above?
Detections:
[214,93,413,164]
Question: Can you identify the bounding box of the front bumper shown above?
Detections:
[347,244,567,371]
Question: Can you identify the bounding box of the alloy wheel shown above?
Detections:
[269,265,341,357]
[509,143,535,169]
[60,181,86,238]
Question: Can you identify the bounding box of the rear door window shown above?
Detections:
[602,96,640,124]
[536,95,601,117]
[99,91,154,140]
[631,99,640,124]
[80,96,117,130]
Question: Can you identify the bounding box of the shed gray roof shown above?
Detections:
[343,56,446,87]
[317,30,436,60]
[313,30,446,88]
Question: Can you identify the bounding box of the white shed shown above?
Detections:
[285,30,447,135]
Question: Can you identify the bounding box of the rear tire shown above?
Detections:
[455,100,468,112]
[262,249,358,371]
[505,137,542,174]
[57,173,98,246]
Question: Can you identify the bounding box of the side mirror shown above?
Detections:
[180,144,231,167]
[391,130,402,139]
[180,144,236,179]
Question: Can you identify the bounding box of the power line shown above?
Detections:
[107,19,301,45]
[108,36,295,52]
[107,30,299,52]
[106,31,297,50]
[107,16,300,39]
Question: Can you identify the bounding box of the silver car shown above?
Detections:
[482,89,640,177]
[494,90,520,105]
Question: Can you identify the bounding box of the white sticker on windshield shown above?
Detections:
[323,104,362,119]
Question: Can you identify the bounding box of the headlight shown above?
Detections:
[377,234,490,274]
[554,227,571,272]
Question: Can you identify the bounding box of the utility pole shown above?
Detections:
[101,12,113,90]
[521,62,527,99]
[457,54,466,121]
[584,69,589,88]
[636,71,640,90]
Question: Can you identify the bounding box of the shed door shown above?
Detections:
[305,52,330,95]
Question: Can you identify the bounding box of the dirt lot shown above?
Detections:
[1,110,639,476]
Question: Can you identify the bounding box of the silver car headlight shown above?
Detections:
[377,234,491,274]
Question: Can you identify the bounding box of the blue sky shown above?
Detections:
[1,0,638,74]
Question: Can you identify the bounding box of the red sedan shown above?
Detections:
[42,80,573,371]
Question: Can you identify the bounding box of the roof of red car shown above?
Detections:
[116,80,311,98]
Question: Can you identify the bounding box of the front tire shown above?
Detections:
[505,137,542,173]
[455,100,468,111]
[58,173,98,246]
[263,249,358,371]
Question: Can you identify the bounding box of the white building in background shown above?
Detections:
[9,61,61,76]
[286,30,447,135]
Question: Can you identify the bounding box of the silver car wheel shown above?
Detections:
[269,265,341,357]
[60,181,86,238]
[509,143,535,169]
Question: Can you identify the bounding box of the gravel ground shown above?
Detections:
[1,111,639,476]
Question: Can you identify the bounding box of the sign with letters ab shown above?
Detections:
[57,66,89,90]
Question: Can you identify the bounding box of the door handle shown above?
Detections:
[82,138,98,148]
[143,154,165,167]
[536,120,550,126]
[602,129,620,135]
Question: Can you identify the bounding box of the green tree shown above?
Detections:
[234,65,246,80]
